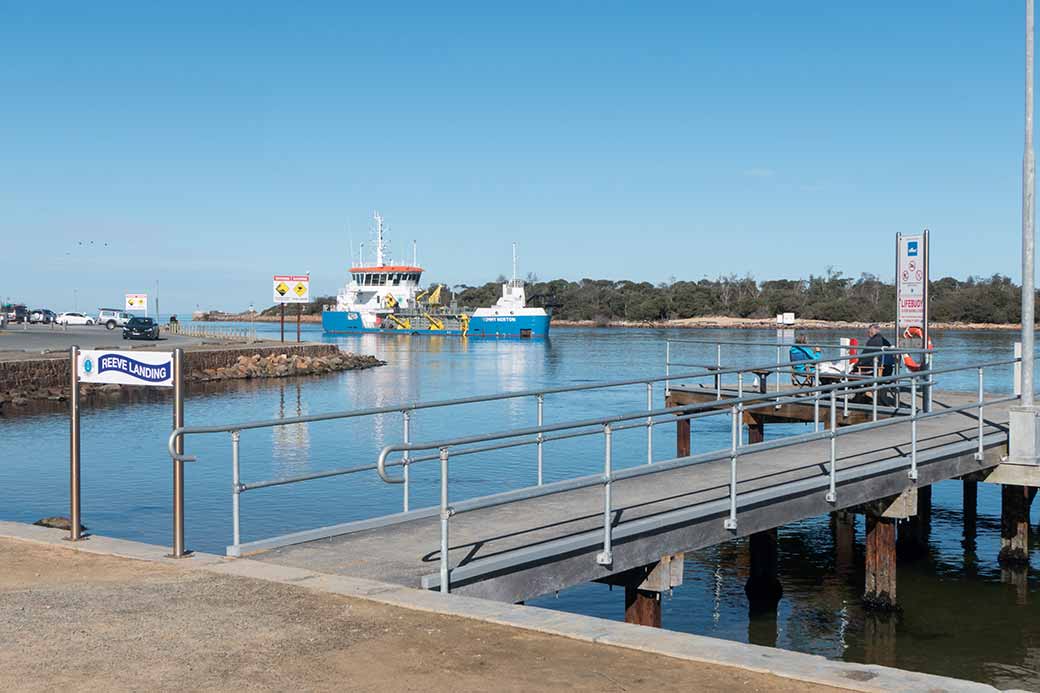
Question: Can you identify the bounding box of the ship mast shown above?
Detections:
[373,211,386,266]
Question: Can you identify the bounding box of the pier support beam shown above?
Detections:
[744,528,782,611]
[864,513,898,611]
[962,478,978,549]
[745,413,764,445]
[998,484,1037,565]
[599,553,683,628]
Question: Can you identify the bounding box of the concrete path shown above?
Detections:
[0,534,846,693]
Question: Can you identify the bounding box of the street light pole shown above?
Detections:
[1023,0,1036,406]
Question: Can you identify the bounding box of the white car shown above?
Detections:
[97,308,132,330]
[56,312,95,326]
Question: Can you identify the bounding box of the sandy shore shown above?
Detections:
[0,537,849,693]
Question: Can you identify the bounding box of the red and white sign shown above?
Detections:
[272,275,310,304]
[896,234,926,331]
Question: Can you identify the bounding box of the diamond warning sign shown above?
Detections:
[273,275,309,304]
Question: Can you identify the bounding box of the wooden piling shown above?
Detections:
[963,478,977,545]
[864,514,898,611]
[744,528,783,610]
[998,484,1037,565]
[624,585,662,627]
[675,410,691,458]
[832,510,856,578]
[898,484,931,559]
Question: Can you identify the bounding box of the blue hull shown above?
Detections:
[322,311,550,337]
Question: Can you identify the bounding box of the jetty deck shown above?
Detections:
[253,391,1012,604]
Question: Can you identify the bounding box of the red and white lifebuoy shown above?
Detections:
[901,326,933,371]
[847,337,859,368]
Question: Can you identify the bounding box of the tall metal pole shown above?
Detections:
[1023,0,1036,407]
[68,345,82,541]
[171,348,189,557]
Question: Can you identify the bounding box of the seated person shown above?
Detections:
[789,336,819,385]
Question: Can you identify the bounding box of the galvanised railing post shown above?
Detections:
[909,376,918,481]
[842,374,849,418]
[536,394,544,484]
[975,368,985,462]
[231,430,241,556]
[775,345,781,396]
[596,423,614,565]
[827,391,837,503]
[813,368,821,432]
[872,365,879,422]
[646,382,653,465]
[724,406,739,530]
[402,410,412,511]
[439,447,452,593]
[665,341,671,393]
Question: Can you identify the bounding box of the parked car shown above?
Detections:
[56,312,95,326]
[123,316,160,341]
[97,308,132,330]
[30,308,56,324]
[3,304,28,323]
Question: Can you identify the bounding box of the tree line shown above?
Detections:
[454,271,1027,324]
[262,271,1027,325]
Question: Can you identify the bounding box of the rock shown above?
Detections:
[34,517,88,533]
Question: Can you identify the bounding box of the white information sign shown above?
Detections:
[273,275,310,304]
[125,293,148,311]
[78,349,173,387]
[896,234,926,331]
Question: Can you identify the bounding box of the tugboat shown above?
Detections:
[321,213,551,337]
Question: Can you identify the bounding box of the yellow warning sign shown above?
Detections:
[273,275,309,303]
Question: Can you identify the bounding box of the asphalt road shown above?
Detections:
[0,322,205,356]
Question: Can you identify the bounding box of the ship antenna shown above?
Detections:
[512,242,518,283]
[413,239,417,267]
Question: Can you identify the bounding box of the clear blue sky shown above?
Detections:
[0,2,1034,312]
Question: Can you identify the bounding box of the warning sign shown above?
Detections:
[273,275,309,304]
[125,293,148,311]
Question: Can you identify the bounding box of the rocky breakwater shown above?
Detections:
[191,351,382,382]
[0,344,383,409]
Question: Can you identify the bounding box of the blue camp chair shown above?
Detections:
[789,344,818,387]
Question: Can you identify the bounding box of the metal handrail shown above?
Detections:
[371,355,1020,592]
[163,337,960,563]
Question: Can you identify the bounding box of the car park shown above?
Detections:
[56,312,95,326]
[122,316,160,340]
[98,308,132,330]
[30,308,56,324]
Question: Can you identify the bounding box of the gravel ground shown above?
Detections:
[0,538,850,693]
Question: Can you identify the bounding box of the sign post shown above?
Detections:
[896,230,931,411]
[273,274,310,345]
[68,346,81,541]
[72,348,184,553]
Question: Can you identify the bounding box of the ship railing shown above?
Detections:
[166,340,974,560]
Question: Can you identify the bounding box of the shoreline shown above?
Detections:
[198,311,1025,332]
[550,317,1029,331]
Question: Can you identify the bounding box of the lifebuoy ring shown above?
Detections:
[847,338,859,368]
[901,326,933,371]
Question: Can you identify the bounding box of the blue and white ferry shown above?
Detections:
[322,213,551,338]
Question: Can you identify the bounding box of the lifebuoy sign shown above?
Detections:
[78,350,174,387]
[896,232,928,332]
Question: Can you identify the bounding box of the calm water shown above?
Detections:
[1,325,1037,688]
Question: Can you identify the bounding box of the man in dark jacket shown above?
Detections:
[862,324,894,376]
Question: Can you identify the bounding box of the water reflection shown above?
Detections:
[272,382,310,475]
